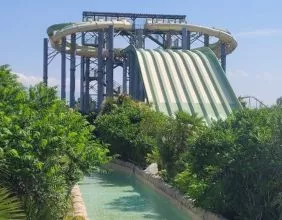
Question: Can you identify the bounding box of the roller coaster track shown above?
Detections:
[240,96,267,109]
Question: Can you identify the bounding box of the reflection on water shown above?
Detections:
[79,170,192,220]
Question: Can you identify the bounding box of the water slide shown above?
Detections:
[133,47,241,123]
[47,20,241,121]
[47,20,237,58]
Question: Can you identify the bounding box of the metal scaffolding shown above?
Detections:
[43,11,230,114]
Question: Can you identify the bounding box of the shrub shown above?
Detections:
[0,67,109,219]
[156,112,205,181]
[178,108,282,219]
[94,95,167,167]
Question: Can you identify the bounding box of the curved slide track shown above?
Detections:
[47,20,237,58]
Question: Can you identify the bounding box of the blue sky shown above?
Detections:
[0,0,281,105]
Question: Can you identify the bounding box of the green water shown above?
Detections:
[79,170,193,220]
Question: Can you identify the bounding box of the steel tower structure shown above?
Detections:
[43,11,229,114]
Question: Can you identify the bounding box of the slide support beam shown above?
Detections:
[106,25,114,97]
[182,28,191,50]
[80,32,85,112]
[80,56,85,112]
[187,30,191,50]
[221,42,226,72]
[70,33,76,108]
[204,34,209,47]
[129,52,134,96]
[182,28,187,49]
[61,36,66,100]
[136,29,144,48]
[165,32,172,49]
[123,58,127,94]
[43,38,48,85]
[97,31,104,109]
[85,58,90,113]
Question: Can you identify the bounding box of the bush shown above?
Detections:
[176,107,282,219]
[0,67,109,219]
[155,112,205,181]
[94,95,167,167]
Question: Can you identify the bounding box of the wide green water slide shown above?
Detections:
[134,47,241,123]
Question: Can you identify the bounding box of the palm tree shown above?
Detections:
[0,187,26,220]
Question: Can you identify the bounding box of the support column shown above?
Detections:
[97,31,104,109]
[80,56,85,112]
[129,52,134,96]
[70,33,76,108]
[182,28,188,49]
[139,79,145,101]
[122,58,127,94]
[61,37,66,100]
[138,64,145,101]
[43,38,48,85]
[130,20,136,46]
[221,43,226,72]
[85,58,90,113]
[136,29,144,48]
[182,28,191,50]
[106,25,114,97]
[165,32,172,49]
[204,34,209,47]
[134,63,139,99]
[80,33,85,113]
[187,30,191,50]
[135,29,144,99]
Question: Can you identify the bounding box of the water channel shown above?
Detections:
[79,170,193,220]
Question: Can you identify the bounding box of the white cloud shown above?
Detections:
[15,72,42,86]
[236,28,282,37]
[14,72,81,93]
[14,72,60,87]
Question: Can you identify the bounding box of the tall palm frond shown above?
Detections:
[0,186,26,220]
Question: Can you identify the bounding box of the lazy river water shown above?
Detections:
[79,170,193,220]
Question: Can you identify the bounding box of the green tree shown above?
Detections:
[0,67,109,219]
[179,108,282,219]
[156,112,205,181]
[94,95,167,167]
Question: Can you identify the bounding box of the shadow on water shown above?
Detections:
[105,194,165,219]
[82,171,135,188]
[106,194,148,212]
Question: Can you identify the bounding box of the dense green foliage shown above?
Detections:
[94,96,282,220]
[0,67,109,219]
[154,112,205,180]
[94,95,166,167]
[176,107,282,220]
